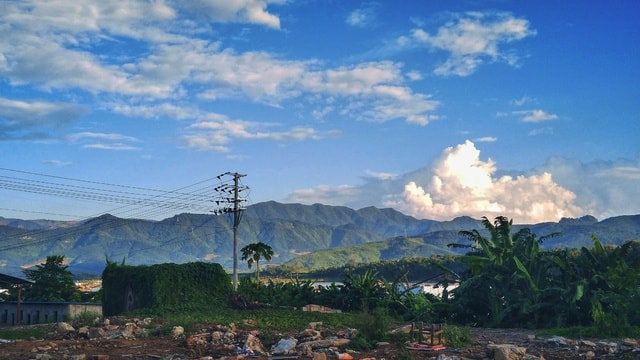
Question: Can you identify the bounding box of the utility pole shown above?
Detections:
[213,172,248,291]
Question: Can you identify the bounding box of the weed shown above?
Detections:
[443,324,471,348]
[0,325,49,340]
[71,311,101,327]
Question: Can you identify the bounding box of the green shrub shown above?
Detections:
[349,307,391,350]
[71,311,102,327]
[443,324,471,348]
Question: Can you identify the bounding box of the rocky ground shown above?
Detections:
[1,318,639,360]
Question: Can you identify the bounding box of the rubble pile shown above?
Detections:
[3,317,640,359]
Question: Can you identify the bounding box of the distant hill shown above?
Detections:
[0,202,638,277]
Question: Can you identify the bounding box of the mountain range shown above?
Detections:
[1,201,639,278]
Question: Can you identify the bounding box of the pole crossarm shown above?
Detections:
[212,172,248,291]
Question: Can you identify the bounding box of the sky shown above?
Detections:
[1,0,639,225]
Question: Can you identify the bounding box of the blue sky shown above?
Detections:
[1,0,639,224]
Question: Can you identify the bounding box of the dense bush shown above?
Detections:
[102,261,232,316]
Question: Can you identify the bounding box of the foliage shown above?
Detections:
[71,311,102,327]
[0,325,49,340]
[443,325,472,348]
[21,255,80,302]
[445,216,640,336]
[102,261,232,316]
[240,242,274,285]
[448,216,561,327]
[349,307,392,350]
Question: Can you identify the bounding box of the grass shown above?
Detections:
[0,325,50,340]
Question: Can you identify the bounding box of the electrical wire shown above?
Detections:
[0,167,250,255]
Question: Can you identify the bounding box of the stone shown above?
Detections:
[487,343,527,360]
[623,338,639,347]
[171,326,185,339]
[547,336,567,346]
[313,351,327,360]
[78,326,90,339]
[580,340,597,347]
[244,333,266,354]
[55,322,75,335]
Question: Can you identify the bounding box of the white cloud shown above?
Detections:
[68,132,139,142]
[183,114,336,151]
[473,136,497,142]
[1,2,438,135]
[176,0,283,29]
[515,109,558,123]
[346,3,378,28]
[42,160,74,167]
[383,141,583,223]
[511,96,535,106]
[409,12,535,76]
[83,143,141,151]
[68,132,141,151]
[284,142,640,223]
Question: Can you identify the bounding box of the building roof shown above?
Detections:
[0,273,33,287]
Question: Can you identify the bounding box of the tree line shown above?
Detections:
[3,216,639,337]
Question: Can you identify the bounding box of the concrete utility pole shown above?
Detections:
[213,172,248,291]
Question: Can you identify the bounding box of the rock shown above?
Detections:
[624,338,639,347]
[297,338,350,350]
[547,336,567,346]
[55,322,75,336]
[313,351,327,360]
[171,326,185,339]
[301,328,322,341]
[244,333,266,354]
[435,355,462,360]
[487,343,527,360]
[580,340,597,347]
[78,326,90,339]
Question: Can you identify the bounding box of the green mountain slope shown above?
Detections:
[0,202,638,277]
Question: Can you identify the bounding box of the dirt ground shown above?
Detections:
[0,326,631,360]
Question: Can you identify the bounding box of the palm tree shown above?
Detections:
[240,242,274,285]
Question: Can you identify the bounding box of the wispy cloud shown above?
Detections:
[346,3,379,28]
[473,136,497,142]
[406,12,536,76]
[0,97,86,140]
[68,132,141,151]
[42,160,74,167]
[515,109,558,122]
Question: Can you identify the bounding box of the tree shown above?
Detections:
[240,242,274,285]
[22,255,79,302]
[448,216,560,327]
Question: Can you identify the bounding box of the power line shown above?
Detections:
[213,172,248,291]
[0,167,235,254]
